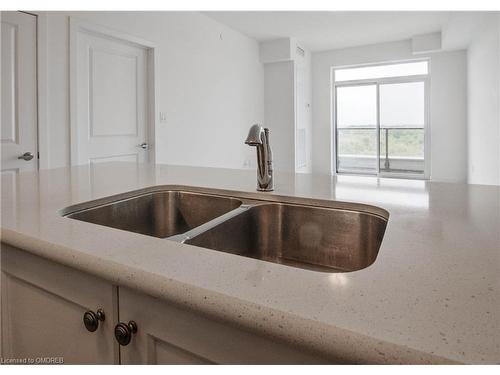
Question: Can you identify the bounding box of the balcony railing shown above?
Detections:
[336,127,424,174]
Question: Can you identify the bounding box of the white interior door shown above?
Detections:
[73,25,150,166]
[1,11,38,173]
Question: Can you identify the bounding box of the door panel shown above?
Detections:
[1,245,118,364]
[1,20,17,144]
[118,287,327,364]
[147,337,213,364]
[90,48,139,137]
[379,81,425,174]
[336,84,378,174]
[74,27,149,165]
[90,154,138,165]
[1,12,37,172]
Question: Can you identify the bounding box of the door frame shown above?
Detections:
[35,12,49,170]
[69,17,158,166]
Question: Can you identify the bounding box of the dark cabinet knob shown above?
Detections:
[83,308,105,332]
[114,321,137,346]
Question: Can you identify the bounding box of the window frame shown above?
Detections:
[331,60,431,180]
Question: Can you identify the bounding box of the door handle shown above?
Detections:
[18,152,34,161]
[138,143,149,150]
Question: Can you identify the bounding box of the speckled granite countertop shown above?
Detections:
[1,163,499,364]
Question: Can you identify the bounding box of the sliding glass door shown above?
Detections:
[336,84,378,174]
[334,78,427,178]
[379,81,425,174]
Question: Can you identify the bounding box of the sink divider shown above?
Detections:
[166,204,255,244]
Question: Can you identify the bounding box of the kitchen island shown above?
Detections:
[1,163,499,364]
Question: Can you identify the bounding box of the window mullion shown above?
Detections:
[376,83,380,175]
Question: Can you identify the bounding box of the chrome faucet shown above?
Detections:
[245,124,274,192]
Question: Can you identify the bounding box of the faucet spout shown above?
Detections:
[245,124,264,146]
[245,124,273,192]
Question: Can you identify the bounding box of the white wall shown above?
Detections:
[260,38,313,173]
[41,11,264,169]
[467,14,500,185]
[263,61,295,172]
[312,40,467,183]
[295,48,313,173]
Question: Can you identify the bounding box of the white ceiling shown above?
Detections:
[204,11,453,52]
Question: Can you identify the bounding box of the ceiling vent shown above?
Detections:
[296,46,305,57]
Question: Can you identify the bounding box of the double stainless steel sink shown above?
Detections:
[63,186,388,273]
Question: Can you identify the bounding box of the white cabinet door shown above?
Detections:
[118,287,327,364]
[1,245,118,364]
[1,12,37,172]
[72,22,150,166]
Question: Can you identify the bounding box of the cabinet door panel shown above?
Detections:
[119,287,327,364]
[1,245,118,364]
[149,337,213,364]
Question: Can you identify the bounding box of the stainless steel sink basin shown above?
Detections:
[63,186,388,272]
[185,203,387,272]
[65,191,242,238]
